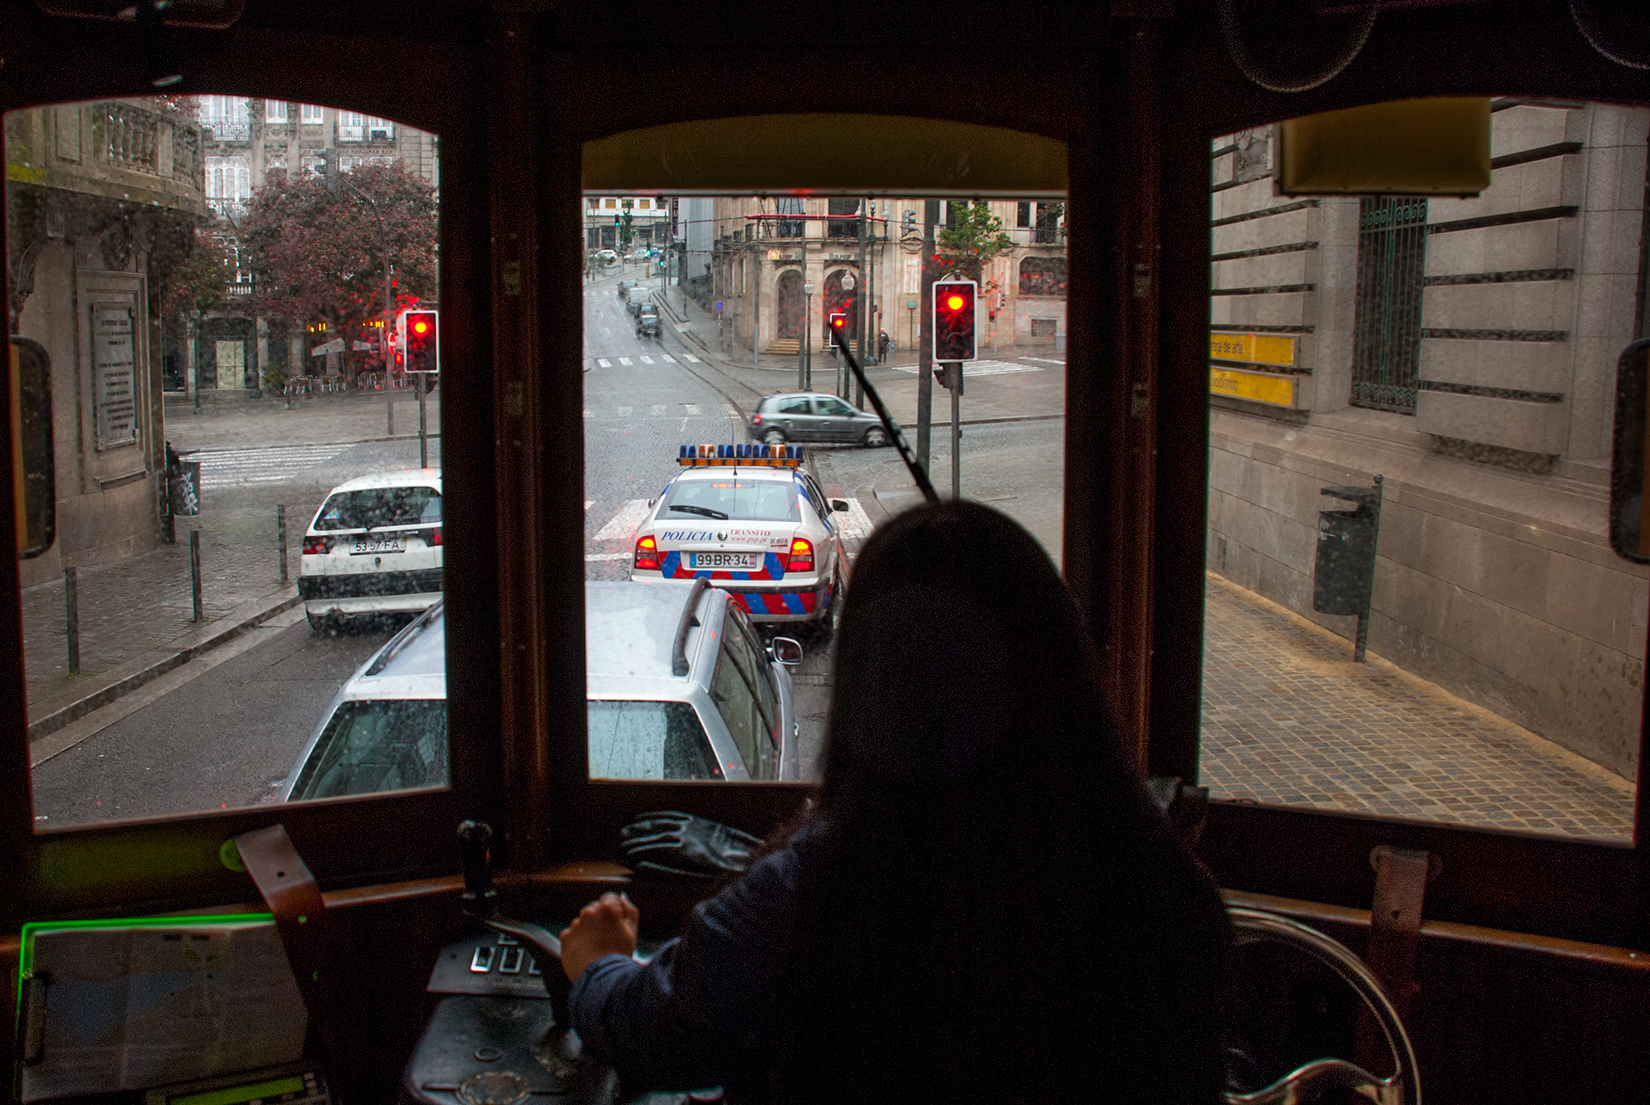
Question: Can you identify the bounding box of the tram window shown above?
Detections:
[583,192,1067,781]
[1201,102,1645,841]
[6,97,446,827]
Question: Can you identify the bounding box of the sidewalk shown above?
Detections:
[24,387,441,747]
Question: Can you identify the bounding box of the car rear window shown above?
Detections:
[289,699,449,799]
[588,700,725,780]
[662,478,799,523]
[314,486,442,530]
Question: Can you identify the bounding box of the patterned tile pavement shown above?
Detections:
[1201,573,1637,842]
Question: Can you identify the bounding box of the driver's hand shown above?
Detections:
[559,891,640,982]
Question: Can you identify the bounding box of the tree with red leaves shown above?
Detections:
[239,162,437,374]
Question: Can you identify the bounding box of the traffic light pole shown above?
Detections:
[949,365,960,500]
[418,371,428,468]
[916,200,938,475]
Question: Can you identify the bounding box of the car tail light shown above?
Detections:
[634,535,661,571]
[751,413,762,425]
[430,527,443,546]
[303,536,327,555]
[785,537,814,573]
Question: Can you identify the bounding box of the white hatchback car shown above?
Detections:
[629,444,848,629]
[299,469,443,632]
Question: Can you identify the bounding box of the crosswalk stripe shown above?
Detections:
[596,358,612,368]
[195,444,352,489]
[639,355,654,364]
[616,406,634,416]
[592,499,652,543]
[651,405,667,416]
[584,551,633,562]
[584,500,595,510]
[681,353,701,363]
[660,354,678,362]
[618,357,633,365]
[683,403,701,415]
[1019,356,1064,365]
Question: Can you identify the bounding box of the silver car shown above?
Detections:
[281,580,800,799]
[748,391,894,447]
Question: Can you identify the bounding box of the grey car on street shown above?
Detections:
[748,391,895,447]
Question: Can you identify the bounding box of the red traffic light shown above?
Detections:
[403,310,439,373]
[932,281,977,363]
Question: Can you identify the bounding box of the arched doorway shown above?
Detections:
[776,269,803,339]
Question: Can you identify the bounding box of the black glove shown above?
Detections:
[619,810,763,880]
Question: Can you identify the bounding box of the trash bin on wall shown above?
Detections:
[1312,478,1384,661]
[169,460,201,517]
[1314,506,1376,616]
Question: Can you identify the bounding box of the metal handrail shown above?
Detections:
[1224,907,1420,1105]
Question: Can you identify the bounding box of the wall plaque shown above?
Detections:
[92,303,138,450]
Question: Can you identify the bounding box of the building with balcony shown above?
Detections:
[6,97,208,585]
[189,97,438,392]
[704,197,1067,364]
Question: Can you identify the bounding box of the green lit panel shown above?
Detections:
[172,1076,307,1105]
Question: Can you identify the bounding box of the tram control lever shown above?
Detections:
[456,819,567,1004]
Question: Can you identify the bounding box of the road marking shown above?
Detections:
[195,444,352,489]
[1019,356,1065,365]
[832,498,876,540]
[584,499,595,510]
[650,405,667,416]
[583,409,592,418]
[584,551,633,562]
[618,357,633,366]
[639,356,654,364]
[681,353,701,363]
[616,406,634,416]
[592,499,652,543]
[596,358,612,368]
[683,403,701,415]
[885,358,1040,377]
[660,354,678,362]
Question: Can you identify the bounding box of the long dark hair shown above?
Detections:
[774,501,1229,1104]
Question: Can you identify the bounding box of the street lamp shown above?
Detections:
[802,281,815,390]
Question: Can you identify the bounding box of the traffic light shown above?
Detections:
[933,280,977,362]
[319,147,339,195]
[403,310,439,374]
[828,312,847,348]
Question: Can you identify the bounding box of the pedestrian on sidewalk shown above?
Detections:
[877,329,890,361]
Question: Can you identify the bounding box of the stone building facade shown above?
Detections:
[704,198,1066,363]
[6,98,207,586]
[1206,101,1650,777]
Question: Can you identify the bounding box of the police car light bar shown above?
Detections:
[678,443,804,467]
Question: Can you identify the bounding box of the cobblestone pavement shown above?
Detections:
[1200,573,1637,842]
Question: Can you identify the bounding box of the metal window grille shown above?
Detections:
[1350,197,1428,414]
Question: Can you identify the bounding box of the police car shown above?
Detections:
[629,444,850,629]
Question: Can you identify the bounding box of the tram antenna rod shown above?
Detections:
[833,328,940,505]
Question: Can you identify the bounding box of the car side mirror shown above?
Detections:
[11,337,55,559]
[830,499,850,514]
[1610,339,1650,562]
[769,637,804,665]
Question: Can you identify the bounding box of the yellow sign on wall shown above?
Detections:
[1211,367,1297,408]
[1210,332,1297,367]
